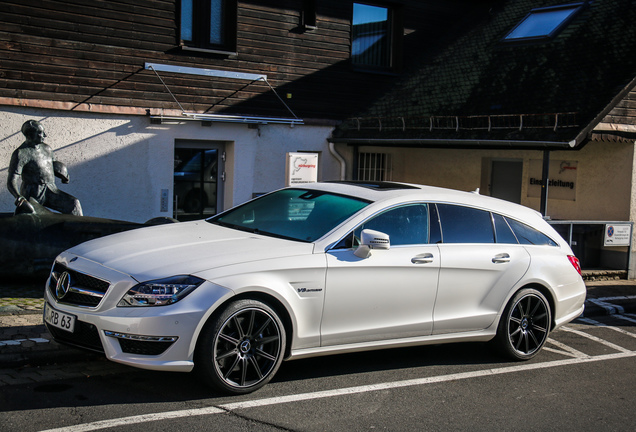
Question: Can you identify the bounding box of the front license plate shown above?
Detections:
[44,303,76,333]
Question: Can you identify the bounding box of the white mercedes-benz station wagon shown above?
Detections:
[44,181,586,394]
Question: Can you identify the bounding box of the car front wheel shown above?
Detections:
[197,299,286,394]
[495,288,551,360]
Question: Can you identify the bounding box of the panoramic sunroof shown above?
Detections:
[504,3,584,42]
[328,181,420,190]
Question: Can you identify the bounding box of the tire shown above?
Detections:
[196,299,286,394]
[183,190,207,213]
[495,288,551,361]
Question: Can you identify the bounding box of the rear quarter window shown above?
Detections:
[493,214,518,244]
[506,217,558,246]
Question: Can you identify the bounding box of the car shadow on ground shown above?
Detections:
[0,340,522,414]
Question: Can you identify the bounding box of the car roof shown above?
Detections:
[298,181,543,222]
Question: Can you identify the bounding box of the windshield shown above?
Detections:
[208,189,370,242]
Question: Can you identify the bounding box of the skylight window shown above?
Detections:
[504,3,584,41]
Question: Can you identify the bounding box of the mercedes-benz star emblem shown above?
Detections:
[56,271,72,299]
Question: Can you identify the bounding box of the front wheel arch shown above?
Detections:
[195,291,295,362]
[195,298,288,394]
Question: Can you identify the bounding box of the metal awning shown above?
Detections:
[145,62,303,126]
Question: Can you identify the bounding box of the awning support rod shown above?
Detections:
[147,64,186,113]
[144,62,302,124]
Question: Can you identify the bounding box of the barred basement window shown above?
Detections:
[358,153,392,181]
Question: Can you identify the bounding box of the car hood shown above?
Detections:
[67,220,315,282]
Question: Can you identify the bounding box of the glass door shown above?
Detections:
[174,145,223,220]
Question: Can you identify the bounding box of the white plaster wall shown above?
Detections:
[0,107,337,222]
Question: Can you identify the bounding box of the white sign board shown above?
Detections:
[286,153,318,186]
[604,224,632,247]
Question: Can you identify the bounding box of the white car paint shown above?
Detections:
[43,181,586,393]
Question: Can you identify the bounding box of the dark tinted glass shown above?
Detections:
[506,218,557,246]
[494,214,518,244]
[437,204,495,244]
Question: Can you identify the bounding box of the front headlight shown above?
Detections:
[118,275,204,307]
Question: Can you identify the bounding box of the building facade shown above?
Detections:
[330,0,636,275]
[0,0,490,221]
[2,0,636,274]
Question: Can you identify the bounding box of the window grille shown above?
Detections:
[358,153,392,181]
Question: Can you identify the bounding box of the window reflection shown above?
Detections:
[352,3,390,68]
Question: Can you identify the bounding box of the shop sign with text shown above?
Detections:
[527,160,577,201]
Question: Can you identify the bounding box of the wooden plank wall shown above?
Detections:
[0,0,492,121]
[605,89,636,127]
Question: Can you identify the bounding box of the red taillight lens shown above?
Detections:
[568,255,582,275]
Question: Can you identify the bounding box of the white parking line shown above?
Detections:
[544,338,589,358]
[0,338,50,346]
[614,314,636,325]
[38,348,636,432]
[560,326,633,353]
[39,407,226,432]
[577,317,636,338]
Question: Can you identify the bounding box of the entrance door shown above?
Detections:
[491,160,522,204]
[174,142,224,220]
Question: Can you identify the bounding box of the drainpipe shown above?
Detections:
[540,150,550,217]
[329,142,347,180]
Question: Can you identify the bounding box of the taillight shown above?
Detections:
[568,255,582,275]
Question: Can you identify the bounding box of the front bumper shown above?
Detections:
[44,255,233,372]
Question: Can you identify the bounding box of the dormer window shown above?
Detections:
[503,2,585,42]
[351,2,403,73]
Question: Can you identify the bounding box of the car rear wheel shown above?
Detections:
[495,288,551,360]
[197,299,286,394]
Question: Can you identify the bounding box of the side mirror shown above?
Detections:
[354,229,390,258]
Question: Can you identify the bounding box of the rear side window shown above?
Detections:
[437,204,495,244]
[493,214,518,244]
[506,217,557,246]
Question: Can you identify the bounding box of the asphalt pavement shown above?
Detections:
[1,275,635,387]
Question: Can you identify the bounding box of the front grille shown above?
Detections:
[49,263,111,307]
[46,320,104,353]
[117,339,175,356]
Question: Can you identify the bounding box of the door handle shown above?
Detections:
[411,253,434,264]
[492,253,511,263]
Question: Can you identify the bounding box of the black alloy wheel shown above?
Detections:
[197,299,286,394]
[496,288,551,360]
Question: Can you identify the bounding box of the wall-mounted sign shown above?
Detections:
[286,152,318,186]
[604,224,632,247]
[527,160,577,201]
